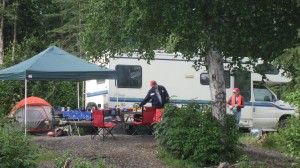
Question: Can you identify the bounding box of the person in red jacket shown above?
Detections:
[226,88,244,126]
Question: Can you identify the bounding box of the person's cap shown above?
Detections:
[150,80,157,86]
[233,88,239,93]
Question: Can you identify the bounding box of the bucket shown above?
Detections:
[250,129,262,138]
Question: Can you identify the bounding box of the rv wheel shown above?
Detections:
[86,102,98,111]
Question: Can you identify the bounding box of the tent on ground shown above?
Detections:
[9,96,54,132]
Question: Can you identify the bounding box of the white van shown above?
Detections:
[85,52,296,131]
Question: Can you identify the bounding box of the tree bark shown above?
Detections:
[12,0,19,61]
[206,50,226,125]
[0,0,5,65]
[12,14,17,61]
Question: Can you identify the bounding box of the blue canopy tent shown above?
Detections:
[0,46,116,134]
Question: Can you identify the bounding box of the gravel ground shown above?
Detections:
[34,134,171,168]
[34,131,295,168]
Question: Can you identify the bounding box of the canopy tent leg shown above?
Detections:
[82,81,85,110]
[77,82,80,110]
[24,79,27,136]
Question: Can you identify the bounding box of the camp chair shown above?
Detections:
[153,108,164,122]
[91,109,116,141]
[131,106,156,135]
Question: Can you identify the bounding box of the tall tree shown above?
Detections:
[81,1,299,123]
[0,0,5,65]
[11,0,18,60]
[45,0,88,56]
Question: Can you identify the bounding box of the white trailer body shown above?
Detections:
[85,53,296,131]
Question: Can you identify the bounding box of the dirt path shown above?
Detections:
[34,134,295,168]
[34,134,171,168]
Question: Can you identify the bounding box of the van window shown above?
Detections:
[115,65,142,88]
[253,85,274,102]
[200,71,230,88]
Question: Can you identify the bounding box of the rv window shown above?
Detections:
[253,85,273,102]
[200,71,230,88]
[116,65,142,88]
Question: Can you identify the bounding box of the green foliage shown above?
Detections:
[0,80,81,116]
[82,0,298,70]
[0,119,40,168]
[55,151,72,168]
[278,116,300,159]
[94,159,117,168]
[274,29,300,81]
[157,147,197,168]
[283,89,300,109]
[262,132,286,152]
[239,132,285,151]
[154,103,241,167]
[55,151,116,168]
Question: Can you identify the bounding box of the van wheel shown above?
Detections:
[279,118,288,128]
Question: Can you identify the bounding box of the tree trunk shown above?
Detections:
[12,0,19,61]
[206,50,226,125]
[0,0,5,65]
[12,15,17,61]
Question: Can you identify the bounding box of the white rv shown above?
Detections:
[85,52,296,131]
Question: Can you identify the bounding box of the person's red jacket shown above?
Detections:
[226,94,244,112]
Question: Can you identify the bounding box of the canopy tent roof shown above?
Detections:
[0,46,116,81]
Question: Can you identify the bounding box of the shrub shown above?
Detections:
[278,115,300,159]
[0,118,40,168]
[262,132,286,152]
[154,103,241,167]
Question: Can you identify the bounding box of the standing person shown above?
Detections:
[139,80,170,109]
[226,88,244,126]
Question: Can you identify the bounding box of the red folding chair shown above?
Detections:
[132,106,156,135]
[91,110,116,141]
[153,108,164,122]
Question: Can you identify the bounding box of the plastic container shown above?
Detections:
[250,129,262,138]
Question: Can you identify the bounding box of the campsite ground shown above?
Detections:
[34,132,295,168]
[35,134,171,168]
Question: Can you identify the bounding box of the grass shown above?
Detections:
[156,132,298,168]
[36,148,117,168]
[239,131,288,152]
[157,148,197,168]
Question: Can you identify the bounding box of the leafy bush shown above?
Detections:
[283,90,300,110]
[278,116,300,159]
[0,118,40,168]
[154,103,241,167]
[262,132,286,152]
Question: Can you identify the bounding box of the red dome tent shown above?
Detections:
[9,96,54,132]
